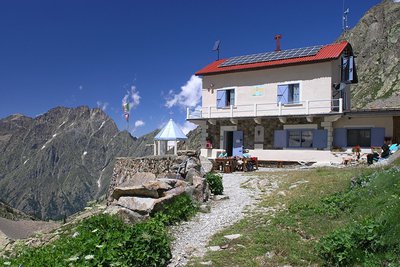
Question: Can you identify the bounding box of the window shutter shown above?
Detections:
[371,127,385,147]
[333,128,347,147]
[277,85,289,104]
[341,57,349,82]
[216,90,227,108]
[313,129,328,149]
[348,56,354,82]
[274,130,287,148]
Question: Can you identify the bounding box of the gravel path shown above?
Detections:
[168,172,259,266]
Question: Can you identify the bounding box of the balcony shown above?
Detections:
[187,98,343,120]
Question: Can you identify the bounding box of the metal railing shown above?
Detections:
[187,98,343,119]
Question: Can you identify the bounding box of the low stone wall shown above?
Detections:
[105,151,212,224]
[107,152,202,203]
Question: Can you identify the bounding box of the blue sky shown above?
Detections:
[0,0,381,136]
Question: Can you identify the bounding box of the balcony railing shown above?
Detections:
[187,98,343,119]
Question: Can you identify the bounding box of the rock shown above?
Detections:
[111,179,172,200]
[200,261,213,266]
[192,176,210,202]
[117,196,156,215]
[103,205,147,224]
[185,158,201,172]
[208,246,221,252]
[213,195,229,201]
[120,172,156,187]
[199,204,211,213]
[221,244,229,249]
[265,251,275,259]
[112,186,159,199]
[199,156,213,174]
[162,186,186,198]
[224,234,242,240]
[185,168,202,184]
[277,191,286,197]
[157,178,187,188]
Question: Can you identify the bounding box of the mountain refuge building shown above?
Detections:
[187,41,400,163]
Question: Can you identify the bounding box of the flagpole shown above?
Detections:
[126,119,129,156]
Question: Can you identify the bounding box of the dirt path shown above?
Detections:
[167,172,260,267]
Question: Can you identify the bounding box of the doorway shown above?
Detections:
[224,130,243,157]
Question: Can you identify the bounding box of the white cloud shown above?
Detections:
[179,121,198,135]
[96,101,109,111]
[122,85,141,111]
[131,119,145,132]
[134,120,145,128]
[165,75,202,109]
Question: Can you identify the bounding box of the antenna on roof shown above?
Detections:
[212,40,221,60]
[342,0,350,32]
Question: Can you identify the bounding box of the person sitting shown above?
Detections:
[367,137,392,165]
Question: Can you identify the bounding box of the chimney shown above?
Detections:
[274,34,282,51]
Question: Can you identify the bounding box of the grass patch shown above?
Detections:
[193,164,400,266]
[0,193,198,267]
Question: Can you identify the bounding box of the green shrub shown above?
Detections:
[152,193,198,225]
[316,191,356,218]
[206,172,224,195]
[318,219,384,266]
[0,194,200,267]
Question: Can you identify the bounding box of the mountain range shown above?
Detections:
[0,106,156,220]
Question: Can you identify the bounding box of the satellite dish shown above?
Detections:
[212,40,221,60]
[212,40,220,51]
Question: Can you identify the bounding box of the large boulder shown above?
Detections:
[111,180,172,200]
[117,196,157,215]
[104,205,147,224]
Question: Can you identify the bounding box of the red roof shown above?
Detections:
[196,41,350,76]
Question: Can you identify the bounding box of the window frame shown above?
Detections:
[346,128,371,147]
[277,81,302,105]
[216,88,236,108]
[287,128,314,148]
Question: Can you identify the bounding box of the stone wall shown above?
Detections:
[107,152,201,203]
[105,151,211,223]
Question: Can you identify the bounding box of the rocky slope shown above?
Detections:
[340,0,400,109]
[0,106,155,220]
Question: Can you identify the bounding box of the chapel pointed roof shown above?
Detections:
[154,119,187,141]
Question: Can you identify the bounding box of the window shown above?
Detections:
[277,83,300,104]
[216,89,235,108]
[341,56,354,82]
[288,129,313,148]
[347,129,371,147]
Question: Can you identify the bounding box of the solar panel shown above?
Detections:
[220,45,323,67]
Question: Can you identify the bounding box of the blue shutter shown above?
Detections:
[333,128,347,147]
[277,85,289,104]
[216,90,227,108]
[274,130,287,148]
[232,131,243,157]
[313,129,328,149]
[371,127,385,147]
